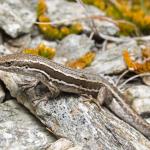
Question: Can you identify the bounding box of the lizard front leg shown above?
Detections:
[44,81,60,98]
[18,79,39,91]
[31,81,60,106]
[18,72,61,106]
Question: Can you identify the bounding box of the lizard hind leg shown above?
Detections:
[81,87,112,110]
[97,86,113,106]
[81,94,101,110]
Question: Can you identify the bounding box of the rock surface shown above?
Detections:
[46,138,74,150]
[0,84,5,103]
[125,85,150,115]
[0,100,56,149]
[5,34,31,53]
[87,40,141,74]
[0,0,118,38]
[0,71,150,150]
[45,0,118,35]
[0,0,36,37]
[0,45,12,55]
[56,34,94,62]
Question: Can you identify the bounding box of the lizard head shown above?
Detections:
[0,53,36,74]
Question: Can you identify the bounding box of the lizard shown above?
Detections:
[0,53,149,139]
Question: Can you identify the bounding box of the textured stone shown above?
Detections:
[0,100,56,149]
[0,84,5,103]
[30,35,57,49]
[86,40,141,74]
[47,138,73,150]
[56,34,94,62]
[125,85,150,115]
[0,59,150,149]
[0,45,12,55]
[0,0,36,37]
[46,0,118,35]
[5,34,31,53]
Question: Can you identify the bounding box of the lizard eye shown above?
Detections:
[24,65,29,69]
[4,61,12,67]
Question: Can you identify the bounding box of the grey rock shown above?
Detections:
[0,0,118,39]
[0,45,12,55]
[92,20,119,35]
[56,34,94,61]
[47,0,102,21]
[87,40,141,74]
[30,35,57,49]
[0,66,150,149]
[46,138,73,150]
[6,34,31,48]
[125,85,150,115]
[0,32,3,44]
[35,95,150,150]
[0,0,36,38]
[5,34,31,53]
[143,76,150,86]
[68,146,83,150]
[0,100,56,150]
[0,84,5,103]
[46,0,118,36]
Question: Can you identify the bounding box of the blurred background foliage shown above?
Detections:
[68,0,150,36]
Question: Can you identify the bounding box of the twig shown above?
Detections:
[76,0,97,31]
[98,33,130,42]
[35,15,115,26]
[118,73,150,89]
[116,20,140,36]
[89,32,94,40]
[115,70,129,86]
[35,14,105,25]
[102,40,108,51]
[75,0,99,38]
[133,35,150,41]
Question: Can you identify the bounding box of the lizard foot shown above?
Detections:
[81,94,101,110]
[32,95,49,107]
